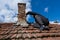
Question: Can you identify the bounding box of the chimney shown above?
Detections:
[18,3,28,27]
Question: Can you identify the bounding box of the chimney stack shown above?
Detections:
[18,3,28,27]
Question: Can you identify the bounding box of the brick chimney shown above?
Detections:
[18,3,28,27]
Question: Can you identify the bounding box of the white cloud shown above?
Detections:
[44,7,48,13]
[49,21,60,25]
[0,0,32,23]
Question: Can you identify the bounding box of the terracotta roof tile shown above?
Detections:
[11,34,17,39]
[0,24,60,40]
[10,30,18,34]
[16,34,22,38]
[5,34,13,39]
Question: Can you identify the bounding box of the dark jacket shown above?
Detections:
[26,11,49,26]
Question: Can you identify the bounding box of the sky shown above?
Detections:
[0,0,60,23]
[0,0,32,23]
[31,0,60,22]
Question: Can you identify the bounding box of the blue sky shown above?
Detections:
[0,0,60,23]
[31,0,60,21]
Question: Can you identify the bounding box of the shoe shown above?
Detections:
[40,25,45,30]
[44,26,49,30]
[40,25,49,31]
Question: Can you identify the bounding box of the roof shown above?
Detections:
[0,24,60,40]
[0,23,15,25]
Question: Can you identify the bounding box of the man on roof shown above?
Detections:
[26,11,49,30]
